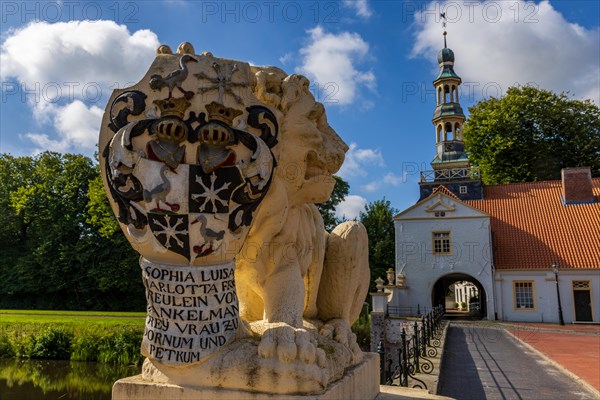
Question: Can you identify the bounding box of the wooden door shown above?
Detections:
[574,291,592,322]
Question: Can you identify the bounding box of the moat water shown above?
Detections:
[0,358,140,399]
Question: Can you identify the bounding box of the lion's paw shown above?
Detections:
[256,323,326,367]
[320,319,363,363]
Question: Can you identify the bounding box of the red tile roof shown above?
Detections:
[464,179,600,270]
[431,185,461,200]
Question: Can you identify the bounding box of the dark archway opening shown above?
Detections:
[432,273,487,319]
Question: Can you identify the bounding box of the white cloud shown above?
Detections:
[361,182,380,192]
[279,52,293,65]
[1,20,159,91]
[54,101,104,150]
[361,172,406,192]
[338,142,384,178]
[343,0,372,18]
[1,20,160,153]
[297,26,376,105]
[22,133,69,154]
[335,194,367,220]
[21,101,104,153]
[383,172,405,186]
[411,1,600,103]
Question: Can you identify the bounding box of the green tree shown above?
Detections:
[87,173,121,238]
[463,86,600,184]
[316,175,349,232]
[0,152,143,310]
[359,199,398,291]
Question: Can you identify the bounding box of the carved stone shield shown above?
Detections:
[99,51,279,266]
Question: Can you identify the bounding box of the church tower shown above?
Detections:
[419,30,483,200]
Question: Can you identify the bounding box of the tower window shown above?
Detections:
[445,122,453,141]
[432,231,451,255]
[459,186,467,194]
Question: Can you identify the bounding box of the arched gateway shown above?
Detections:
[432,273,487,319]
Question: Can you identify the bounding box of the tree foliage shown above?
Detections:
[87,173,121,238]
[316,175,349,232]
[463,86,600,184]
[359,199,398,291]
[0,150,378,308]
[0,152,143,310]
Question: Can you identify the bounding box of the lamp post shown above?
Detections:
[552,264,565,325]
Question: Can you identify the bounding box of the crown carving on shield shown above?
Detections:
[153,98,191,119]
[205,101,243,126]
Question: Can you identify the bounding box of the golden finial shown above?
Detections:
[156,45,173,55]
[177,42,195,55]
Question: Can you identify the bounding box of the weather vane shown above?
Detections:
[440,12,448,48]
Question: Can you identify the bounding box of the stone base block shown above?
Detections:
[113,353,379,400]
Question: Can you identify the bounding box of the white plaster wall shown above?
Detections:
[394,213,495,319]
[495,270,600,323]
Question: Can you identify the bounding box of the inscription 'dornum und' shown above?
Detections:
[141,259,239,365]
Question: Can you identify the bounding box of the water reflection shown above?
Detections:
[0,358,140,400]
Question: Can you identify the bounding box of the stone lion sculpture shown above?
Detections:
[100,42,371,396]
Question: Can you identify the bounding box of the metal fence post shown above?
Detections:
[378,340,385,385]
[421,317,427,355]
[401,328,409,386]
[413,321,420,373]
[426,314,432,346]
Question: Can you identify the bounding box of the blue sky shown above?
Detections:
[1,0,599,217]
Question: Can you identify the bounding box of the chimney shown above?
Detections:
[561,167,596,205]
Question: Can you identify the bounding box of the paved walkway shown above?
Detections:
[502,321,600,335]
[504,322,600,393]
[438,322,598,399]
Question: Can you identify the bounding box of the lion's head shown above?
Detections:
[251,67,348,206]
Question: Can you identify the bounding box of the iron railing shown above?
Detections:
[378,305,446,390]
[420,167,480,182]
[387,305,438,318]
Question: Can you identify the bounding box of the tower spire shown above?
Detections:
[441,12,447,48]
[418,19,483,201]
[430,31,468,173]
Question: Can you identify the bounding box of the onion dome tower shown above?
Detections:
[432,40,467,169]
[419,29,483,200]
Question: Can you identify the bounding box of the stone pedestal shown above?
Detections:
[113,353,380,400]
[371,292,390,313]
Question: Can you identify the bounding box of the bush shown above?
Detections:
[0,332,15,357]
[352,314,371,352]
[0,314,144,365]
[12,334,35,358]
[98,327,143,366]
[71,333,102,362]
[31,327,73,359]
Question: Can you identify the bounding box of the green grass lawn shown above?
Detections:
[0,310,146,365]
[0,309,145,326]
